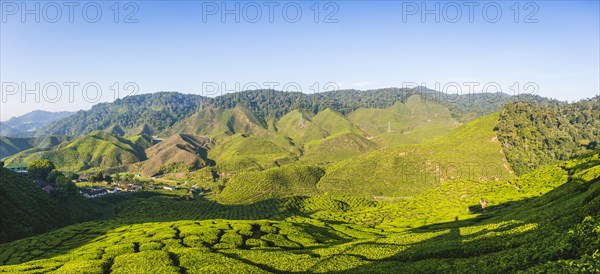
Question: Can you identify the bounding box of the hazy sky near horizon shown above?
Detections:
[1,1,599,120]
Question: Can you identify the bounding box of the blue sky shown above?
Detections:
[1,1,599,120]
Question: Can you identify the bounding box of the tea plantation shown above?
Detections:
[1,152,599,273]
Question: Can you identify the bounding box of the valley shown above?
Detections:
[3,1,598,271]
[0,89,598,273]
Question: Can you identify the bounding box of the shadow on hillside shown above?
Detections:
[0,191,547,267]
[333,177,600,273]
[4,174,599,270]
[329,221,532,273]
[1,192,358,265]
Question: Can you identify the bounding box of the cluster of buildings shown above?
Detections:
[4,164,27,174]
[79,182,144,198]
[5,163,183,198]
[79,187,119,198]
[78,183,182,198]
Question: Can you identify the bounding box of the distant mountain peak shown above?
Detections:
[1,110,75,137]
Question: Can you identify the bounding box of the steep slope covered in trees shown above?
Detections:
[38,89,557,138]
[39,93,204,136]
[497,98,599,175]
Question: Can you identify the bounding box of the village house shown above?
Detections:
[5,165,27,174]
[107,188,121,194]
[80,188,108,198]
[42,185,54,193]
[126,184,143,192]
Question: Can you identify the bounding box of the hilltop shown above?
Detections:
[132,134,213,176]
[37,93,204,137]
[315,112,514,198]
[5,131,152,173]
[35,89,558,138]
[0,136,72,159]
[0,90,598,273]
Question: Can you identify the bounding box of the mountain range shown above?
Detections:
[2,89,594,179]
[0,88,599,272]
[0,110,74,137]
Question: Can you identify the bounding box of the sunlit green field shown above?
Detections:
[1,152,599,273]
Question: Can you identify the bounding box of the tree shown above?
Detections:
[64,172,79,181]
[104,174,113,183]
[124,173,135,182]
[46,169,62,184]
[113,173,122,181]
[91,172,104,183]
[52,174,78,201]
[27,160,56,181]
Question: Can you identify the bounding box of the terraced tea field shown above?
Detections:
[1,152,599,273]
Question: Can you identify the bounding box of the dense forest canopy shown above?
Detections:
[38,93,204,137]
[37,88,560,137]
[497,97,600,175]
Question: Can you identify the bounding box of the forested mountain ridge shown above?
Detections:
[0,111,74,137]
[6,90,585,180]
[6,94,464,174]
[497,97,600,175]
[37,93,204,137]
[36,88,559,138]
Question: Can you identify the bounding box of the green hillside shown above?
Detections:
[301,132,379,164]
[0,151,598,273]
[348,96,459,143]
[209,134,297,172]
[5,131,151,173]
[217,165,325,204]
[105,124,126,137]
[165,105,302,172]
[132,134,213,176]
[310,108,363,136]
[0,136,72,159]
[497,98,599,175]
[39,92,203,136]
[275,110,328,144]
[165,105,269,139]
[352,160,571,228]
[0,169,100,243]
[317,113,514,198]
[128,123,155,137]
